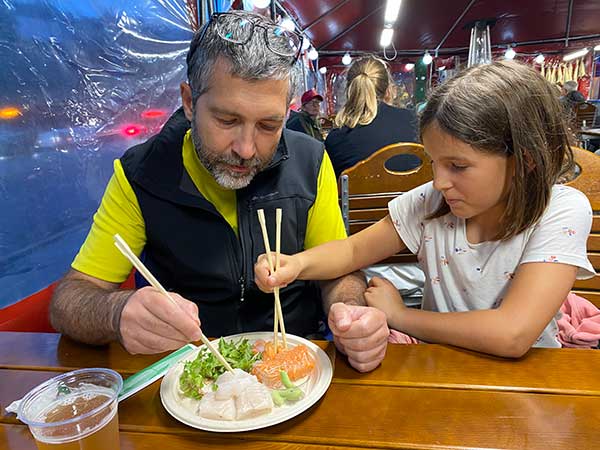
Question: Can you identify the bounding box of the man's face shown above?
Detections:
[302,98,321,118]
[182,59,289,189]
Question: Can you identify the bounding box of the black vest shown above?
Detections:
[120,109,325,337]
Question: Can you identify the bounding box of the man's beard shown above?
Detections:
[190,117,272,190]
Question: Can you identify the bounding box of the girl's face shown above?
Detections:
[422,124,514,228]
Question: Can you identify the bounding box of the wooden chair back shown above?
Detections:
[574,102,597,129]
[339,142,432,264]
[566,147,600,308]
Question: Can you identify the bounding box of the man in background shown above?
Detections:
[286,89,324,141]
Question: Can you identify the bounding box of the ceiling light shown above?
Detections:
[563,48,589,61]
[342,52,352,65]
[319,67,327,74]
[405,63,414,70]
[384,0,402,23]
[380,28,394,47]
[505,47,516,60]
[252,0,271,8]
[280,18,295,32]
[422,51,432,65]
[307,47,319,60]
[534,53,545,64]
[437,66,446,71]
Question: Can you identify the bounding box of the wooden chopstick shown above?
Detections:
[274,208,287,349]
[113,234,234,372]
[256,209,287,350]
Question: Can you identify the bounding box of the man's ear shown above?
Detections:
[180,82,194,122]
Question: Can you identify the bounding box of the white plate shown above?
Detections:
[160,332,333,432]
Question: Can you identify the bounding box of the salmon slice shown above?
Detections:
[251,342,315,388]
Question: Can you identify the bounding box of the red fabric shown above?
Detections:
[557,293,600,348]
[0,270,136,333]
[388,329,420,345]
[0,284,56,332]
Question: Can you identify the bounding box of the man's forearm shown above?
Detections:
[50,276,132,345]
[320,271,367,314]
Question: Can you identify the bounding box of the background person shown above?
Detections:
[286,89,324,141]
[325,55,419,179]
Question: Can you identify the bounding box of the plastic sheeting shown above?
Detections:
[0,0,194,307]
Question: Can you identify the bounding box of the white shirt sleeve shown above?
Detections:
[388,182,442,254]
[520,185,595,279]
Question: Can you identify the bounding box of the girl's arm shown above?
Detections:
[387,262,577,358]
[255,216,407,290]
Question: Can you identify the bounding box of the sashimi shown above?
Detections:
[251,342,315,388]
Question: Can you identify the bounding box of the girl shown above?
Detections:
[255,61,595,358]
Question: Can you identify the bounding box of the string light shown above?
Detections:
[301,37,311,51]
[252,0,271,8]
[319,66,327,74]
[422,51,432,65]
[505,47,516,60]
[307,47,319,60]
[342,52,352,65]
[280,18,295,32]
[534,54,545,64]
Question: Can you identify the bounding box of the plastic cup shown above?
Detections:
[17,368,123,450]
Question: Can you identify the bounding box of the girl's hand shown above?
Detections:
[364,277,406,324]
[254,252,301,293]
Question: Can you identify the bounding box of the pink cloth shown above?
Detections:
[557,293,600,348]
[388,329,420,344]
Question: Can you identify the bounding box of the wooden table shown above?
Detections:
[1,332,599,449]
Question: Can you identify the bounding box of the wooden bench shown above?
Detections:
[566,147,600,308]
[338,143,600,308]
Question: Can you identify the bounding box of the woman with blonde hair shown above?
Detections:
[325,55,418,177]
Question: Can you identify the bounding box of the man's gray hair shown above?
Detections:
[563,80,579,92]
[186,11,301,106]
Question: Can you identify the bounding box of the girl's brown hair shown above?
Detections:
[420,60,574,240]
[335,55,392,129]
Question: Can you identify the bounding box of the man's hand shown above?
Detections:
[364,277,406,325]
[119,287,202,354]
[328,303,389,373]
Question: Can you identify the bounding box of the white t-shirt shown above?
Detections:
[388,182,595,348]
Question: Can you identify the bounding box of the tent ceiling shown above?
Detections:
[281,0,600,57]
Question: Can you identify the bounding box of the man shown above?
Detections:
[560,80,585,109]
[50,11,388,373]
[286,89,324,141]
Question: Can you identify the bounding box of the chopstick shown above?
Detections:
[113,234,234,372]
[256,209,287,350]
